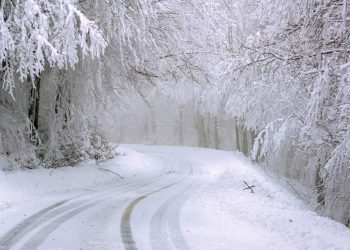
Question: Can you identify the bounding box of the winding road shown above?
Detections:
[1,146,350,250]
[0,146,204,250]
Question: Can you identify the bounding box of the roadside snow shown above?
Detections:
[181,151,350,250]
[0,145,349,250]
[0,146,163,237]
[0,146,162,204]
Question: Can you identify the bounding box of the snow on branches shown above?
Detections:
[222,0,350,224]
[0,0,106,98]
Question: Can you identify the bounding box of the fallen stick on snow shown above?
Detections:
[243,181,255,193]
[99,168,124,179]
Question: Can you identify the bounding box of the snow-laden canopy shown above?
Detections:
[0,0,349,226]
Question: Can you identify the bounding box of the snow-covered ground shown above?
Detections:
[0,145,349,250]
[180,151,350,250]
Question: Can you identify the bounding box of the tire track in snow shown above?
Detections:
[120,180,184,250]
[20,200,102,250]
[121,195,148,250]
[0,175,159,250]
[0,199,70,250]
[149,180,200,250]
[17,176,161,250]
[121,162,195,250]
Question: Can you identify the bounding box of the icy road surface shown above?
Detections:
[0,145,349,250]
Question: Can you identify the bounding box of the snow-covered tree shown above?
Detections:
[1,0,349,226]
[0,0,106,97]
[0,0,106,167]
[220,0,350,225]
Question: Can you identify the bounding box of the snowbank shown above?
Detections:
[0,146,163,216]
[181,151,350,250]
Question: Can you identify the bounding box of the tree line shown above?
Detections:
[0,0,349,226]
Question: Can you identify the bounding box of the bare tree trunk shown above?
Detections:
[242,128,248,156]
[234,120,240,151]
[28,77,41,145]
[213,116,220,149]
[178,108,184,145]
[195,111,207,147]
[316,160,325,205]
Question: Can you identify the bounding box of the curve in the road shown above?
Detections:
[120,179,185,250]
[0,199,70,250]
[0,175,159,250]
[149,180,200,250]
[17,176,161,250]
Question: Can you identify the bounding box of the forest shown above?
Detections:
[0,0,349,227]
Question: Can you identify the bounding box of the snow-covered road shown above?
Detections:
[0,145,349,250]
